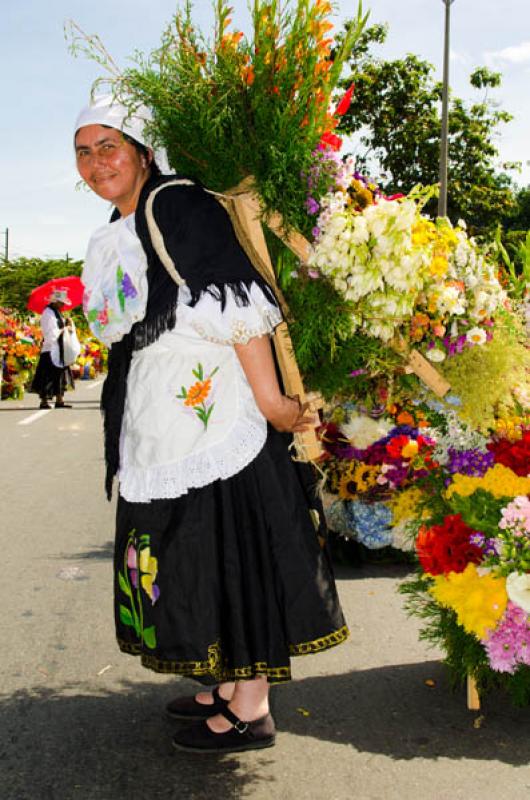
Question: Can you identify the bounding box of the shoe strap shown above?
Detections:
[219,706,249,734]
[212,687,228,705]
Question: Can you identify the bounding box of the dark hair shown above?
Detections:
[122,131,161,176]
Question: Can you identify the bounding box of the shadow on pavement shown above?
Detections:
[67,541,114,561]
[276,659,530,763]
[0,680,264,800]
[1,661,529,799]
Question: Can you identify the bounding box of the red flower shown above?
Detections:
[487,431,530,477]
[385,435,410,459]
[334,83,355,116]
[320,131,343,151]
[416,514,483,576]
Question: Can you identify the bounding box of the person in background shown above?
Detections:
[31,289,74,408]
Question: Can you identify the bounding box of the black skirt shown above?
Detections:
[30,351,73,398]
[114,426,348,683]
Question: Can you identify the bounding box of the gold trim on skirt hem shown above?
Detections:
[117,624,349,683]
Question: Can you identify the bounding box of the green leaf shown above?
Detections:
[118,572,132,597]
[142,625,157,649]
[119,604,135,628]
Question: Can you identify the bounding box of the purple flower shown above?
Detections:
[350,369,368,378]
[483,538,501,556]
[312,226,321,239]
[305,196,320,215]
[470,532,486,547]
[121,273,138,300]
[484,603,530,673]
[447,448,494,476]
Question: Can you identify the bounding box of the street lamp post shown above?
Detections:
[438,0,455,219]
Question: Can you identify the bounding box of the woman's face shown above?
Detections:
[75,125,148,214]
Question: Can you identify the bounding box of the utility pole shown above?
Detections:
[438,0,455,219]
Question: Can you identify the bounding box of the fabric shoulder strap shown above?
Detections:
[144,178,195,287]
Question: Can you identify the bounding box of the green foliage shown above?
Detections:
[492,226,530,299]
[436,324,530,431]
[68,1,368,235]
[338,24,517,232]
[0,257,83,314]
[284,274,402,399]
[400,571,530,706]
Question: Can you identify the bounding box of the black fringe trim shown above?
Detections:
[132,298,178,351]
[187,278,278,312]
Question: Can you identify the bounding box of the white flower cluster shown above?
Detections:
[445,229,506,321]
[425,410,489,465]
[309,195,429,342]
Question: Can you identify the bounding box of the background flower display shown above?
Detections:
[0,308,41,399]
[0,307,107,398]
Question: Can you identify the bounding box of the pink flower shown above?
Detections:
[127,545,138,588]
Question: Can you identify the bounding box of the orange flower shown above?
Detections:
[396,411,415,426]
[242,64,255,85]
[185,378,212,407]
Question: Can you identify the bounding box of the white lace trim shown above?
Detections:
[191,305,282,345]
[188,282,283,345]
[118,412,267,503]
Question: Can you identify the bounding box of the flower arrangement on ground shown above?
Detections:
[0,308,41,399]
[398,411,530,705]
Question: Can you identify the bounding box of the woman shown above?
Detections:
[75,95,348,754]
[31,289,73,409]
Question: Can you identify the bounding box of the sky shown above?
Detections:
[1,0,529,261]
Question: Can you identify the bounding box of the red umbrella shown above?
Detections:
[27,276,85,315]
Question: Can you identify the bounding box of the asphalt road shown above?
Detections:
[1,380,529,800]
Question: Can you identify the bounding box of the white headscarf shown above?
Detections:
[74,94,171,174]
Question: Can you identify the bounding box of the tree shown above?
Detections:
[337,24,518,231]
[0,257,82,314]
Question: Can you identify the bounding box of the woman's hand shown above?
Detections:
[267,395,317,433]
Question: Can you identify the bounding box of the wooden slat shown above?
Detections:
[227,191,322,461]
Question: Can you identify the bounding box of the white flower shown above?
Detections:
[341,413,392,449]
[426,347,446,362]
[466,326,487,346]
[506,572,530,613]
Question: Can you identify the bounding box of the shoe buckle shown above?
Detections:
[234,721,249,734]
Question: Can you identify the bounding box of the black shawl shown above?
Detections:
[101,174,277,499]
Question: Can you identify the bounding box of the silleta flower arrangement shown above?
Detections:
[307,165,507,354]
[399,416,530,705]
[0,308,41,399]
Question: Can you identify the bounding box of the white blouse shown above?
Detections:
[40,307,62,353]
[119,283,282,502]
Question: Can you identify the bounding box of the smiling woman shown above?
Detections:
[74,93,348,755]
[75,127,153,215]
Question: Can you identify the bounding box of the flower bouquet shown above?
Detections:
[399,410,530,705]
[0,308,41,399]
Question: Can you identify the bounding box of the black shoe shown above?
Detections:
[54,402,72,408]
[166,686,230,721]
[172,706,276,754]
[39,401,51,409]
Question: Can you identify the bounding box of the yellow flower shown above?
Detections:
[429,564,508,639]
[390,487,424,526]
[446,464,530,500]
[338,472,357,500]
[429,255,449,278]
[139,548,158,601]
[401,440,419,459]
